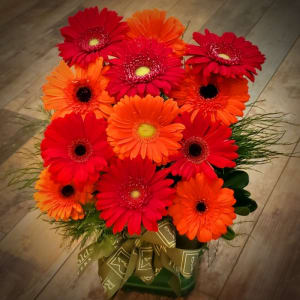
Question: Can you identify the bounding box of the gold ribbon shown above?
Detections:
[78,220,203,298]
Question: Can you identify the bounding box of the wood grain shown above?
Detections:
[0,0,299,300]
[246,0,300,105]
[0,210,76,300]
[198,0,274,36]
[0,0,83,109]
[219,140,300,300]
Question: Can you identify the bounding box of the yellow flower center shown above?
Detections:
[218,53,231,60]
[135,66,151,77]
[89,38,100,47]
[130,190,141,199]
[137,123,156,138]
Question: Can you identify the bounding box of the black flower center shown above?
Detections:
[196,201,206,212]
[75,144,86,156]
[61,185,75,197]
[189,143,202,157]
[199,84,218,99]
[76,87,92,102]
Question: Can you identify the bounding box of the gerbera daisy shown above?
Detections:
[58,7,128,67]
[96,158,174,235]
[106,95,185,164]
[171,67,249,125]
[186,29,265,81]
[126,9,186,57]
[106,38,185,99]
[43,57,115,119]
[170,113,238,179]
[41,112,113,187]
[168,173,236,242]
[34,168,93,221]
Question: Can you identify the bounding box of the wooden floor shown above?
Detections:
[0,0,299,299]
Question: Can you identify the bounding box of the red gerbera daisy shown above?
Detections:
[41,112,113,187]
[186,29,265,81]
[58,7,128,68]
[96,158,174,235]
[170,113,238,179]
[106,38,185,99]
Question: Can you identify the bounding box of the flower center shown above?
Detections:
[61,185,75,198]
[74,144,86,156]
[196,201,207,213]
[135,66,151,77]
[79,27,109,52]
[183,137,209,164]
[69,139,92,163]
[124,51,164,84]
[218,53,231,60]
[130,190,141,199]
[89,38,100,47]
[209,44,240,65]
[138,123,156,138]
[189,143,202,157]
[199,84,218,99]
[76,87,92,102]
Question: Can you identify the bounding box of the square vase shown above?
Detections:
[122,267,196,297]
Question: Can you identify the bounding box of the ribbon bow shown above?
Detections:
[78,220,203,298]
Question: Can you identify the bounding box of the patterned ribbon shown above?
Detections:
[78,220,203,298]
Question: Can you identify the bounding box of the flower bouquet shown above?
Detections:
[11,6,292,299]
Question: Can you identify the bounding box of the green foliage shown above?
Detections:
[46,203,114,249]
[222,170,249,189]
[160,91,169,100]
[222,227,236,240]
[234,206,251,216]
[231,112,296,167]
[218,169,258,217]
[9,105,52,132]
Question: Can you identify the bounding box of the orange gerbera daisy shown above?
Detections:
[107,95,185,164]
[43,57,115,119]
[169,173,236,242]
[171,67,249,125]
[126,9,186,57]
[34,168,93,221]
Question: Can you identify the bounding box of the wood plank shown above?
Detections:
[246,0,300,105]
[219,140,300,300]
[0,210,76,300]
[0,109,40,164]
[167,0,226,42]
[198,0,274,37]
[0,0,39,27]
[3,47,62,119]
[0,0,83,109]
[196,36,300,298]
[0,135,42,234]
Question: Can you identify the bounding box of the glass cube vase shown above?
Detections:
[122,267,196,297]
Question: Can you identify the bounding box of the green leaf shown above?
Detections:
[160,91,169,100]
[234,188,251,200]
[223,170,249,189]
[235,206,250,216]
[248,200,258,212]
[222,227,236,240]
[234,189,252,207]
